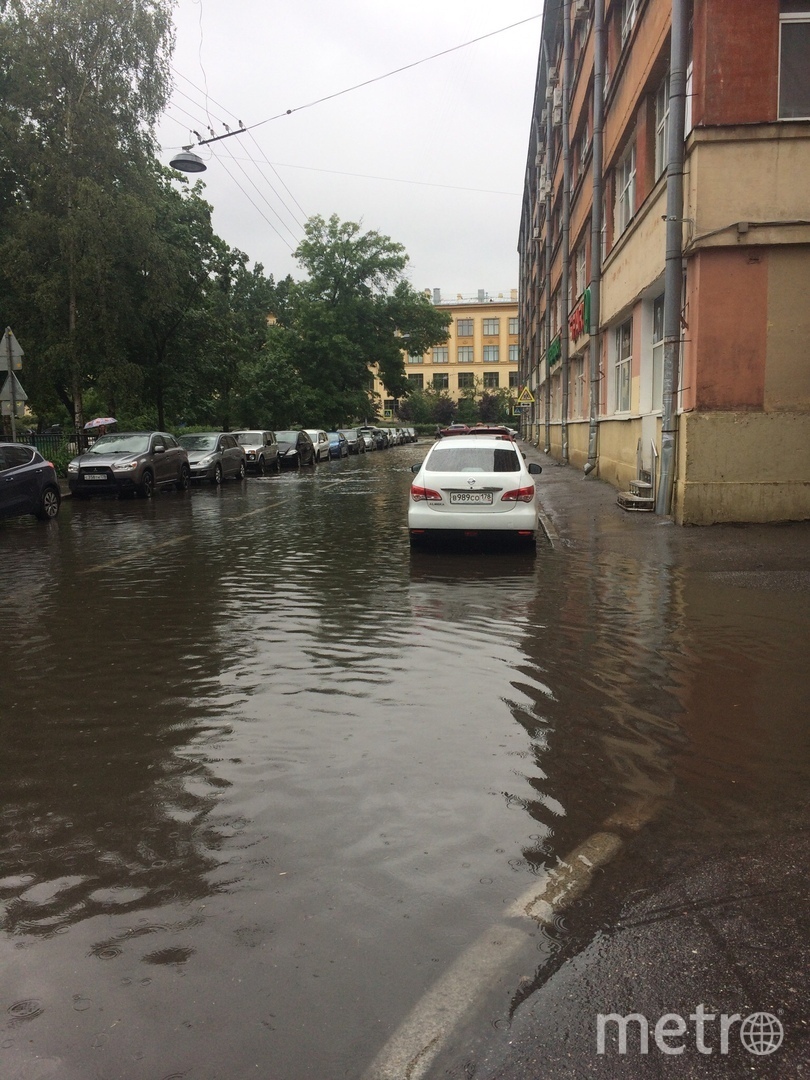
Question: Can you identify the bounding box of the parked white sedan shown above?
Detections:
[408,433,542,546]
[304,429,331,463]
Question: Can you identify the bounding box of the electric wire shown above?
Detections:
[210,149,297,252]
[243,14,542,134]
[170,72,307,228]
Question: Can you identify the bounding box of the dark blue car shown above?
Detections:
[327,432,349,459]
[0,443,61,521]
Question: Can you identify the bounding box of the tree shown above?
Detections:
[268,215,450,423]
[0,0,175,430]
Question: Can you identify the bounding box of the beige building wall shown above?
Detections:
[373,292,520,414]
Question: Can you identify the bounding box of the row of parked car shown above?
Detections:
[0,424,419,522]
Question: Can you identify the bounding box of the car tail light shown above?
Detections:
[501,485,535,503]
[410,484,442,502]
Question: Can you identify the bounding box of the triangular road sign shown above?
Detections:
[0,372,28,402]
[516,386,535,405]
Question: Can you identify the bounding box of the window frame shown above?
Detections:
[408,373,424,390]
[483,345,500,364]
[779,8,810,120]
[614,141,636,237]
[483,371,500,389]
[651,295,664,412]
[457,346,474,364]
[655,73,670,180]
[457,371,475,390]
[457,318,474,336]
[432,347,449,364]
[432,372,449,390]
[482,318,500,336]
[614,318,633,413]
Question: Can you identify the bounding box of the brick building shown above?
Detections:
[519,0,810,523]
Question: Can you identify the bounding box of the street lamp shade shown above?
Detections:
[169,149,207,173]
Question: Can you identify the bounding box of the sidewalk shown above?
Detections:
[525,443,810,580]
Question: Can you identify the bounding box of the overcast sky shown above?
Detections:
[157,1,542,298]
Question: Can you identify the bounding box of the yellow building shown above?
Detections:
[373,289,521,416]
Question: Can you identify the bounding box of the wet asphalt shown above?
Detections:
[2,443,809,1079]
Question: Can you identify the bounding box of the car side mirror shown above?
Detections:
[154,445,166,454]
[411,462,422,473]
[528,463,542,474]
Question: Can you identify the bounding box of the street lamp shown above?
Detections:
[169,147,207,173]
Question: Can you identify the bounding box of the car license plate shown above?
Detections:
[449,492,493,504]
[83,473,107,480]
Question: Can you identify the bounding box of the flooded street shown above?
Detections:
[1,445,809,1079]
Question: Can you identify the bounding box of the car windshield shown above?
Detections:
[275,431,298,442]
[179,435,217,450]
[327,432,340,440]
[427,446,521,473]
[88,434,149,455]
[235,432,262,446]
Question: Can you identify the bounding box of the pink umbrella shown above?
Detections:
[84,417,116,429]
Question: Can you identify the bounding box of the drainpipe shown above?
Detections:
[542,39,554,455]
[656,0,688,516]
[585,0,605,475]
[560,0,572,465]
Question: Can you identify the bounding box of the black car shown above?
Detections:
[0,443,61,521]
[338,428,367,455]
[274,430,316,467]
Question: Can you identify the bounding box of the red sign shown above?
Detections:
[568,300,585,343]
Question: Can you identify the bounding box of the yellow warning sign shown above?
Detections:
[516,386,535,404]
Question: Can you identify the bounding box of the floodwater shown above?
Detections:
[1,445,808,1079]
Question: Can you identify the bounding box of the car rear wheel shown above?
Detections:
[139,470,154,498]
[35,486,60,520]
[212,463,223,485]
[176,465,190,492]
[257,456,266,476]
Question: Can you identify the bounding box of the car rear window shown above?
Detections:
[427,446,521,473]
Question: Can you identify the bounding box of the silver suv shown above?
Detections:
[67,432,190,498]
[233,430,279,474]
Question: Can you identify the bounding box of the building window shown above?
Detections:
[407,353,423,364]
[573,355,585,418]
[576,241,587,298]
[483,345,500,363]
[652,295,664,410]
[432,347,449,364]
[508,317,519,335]
[614,318,632,412]
[620,0,637,46]
[483,371,500,389]
[509,370,520,389]
[408,373,424,390]
[614,141,636,237]
[509,344,520,364]
[384,399,396,414]
[432,372,449,390]
[779,4,810,119]
[655,73,670,179]
[457,346,474,364]
[483,318,500,336]
[457,318,474,336]
[458,372,475,390]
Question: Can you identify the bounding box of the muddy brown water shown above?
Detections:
[1,447,808,1078]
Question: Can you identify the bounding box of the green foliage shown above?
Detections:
[264,215,451,425]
